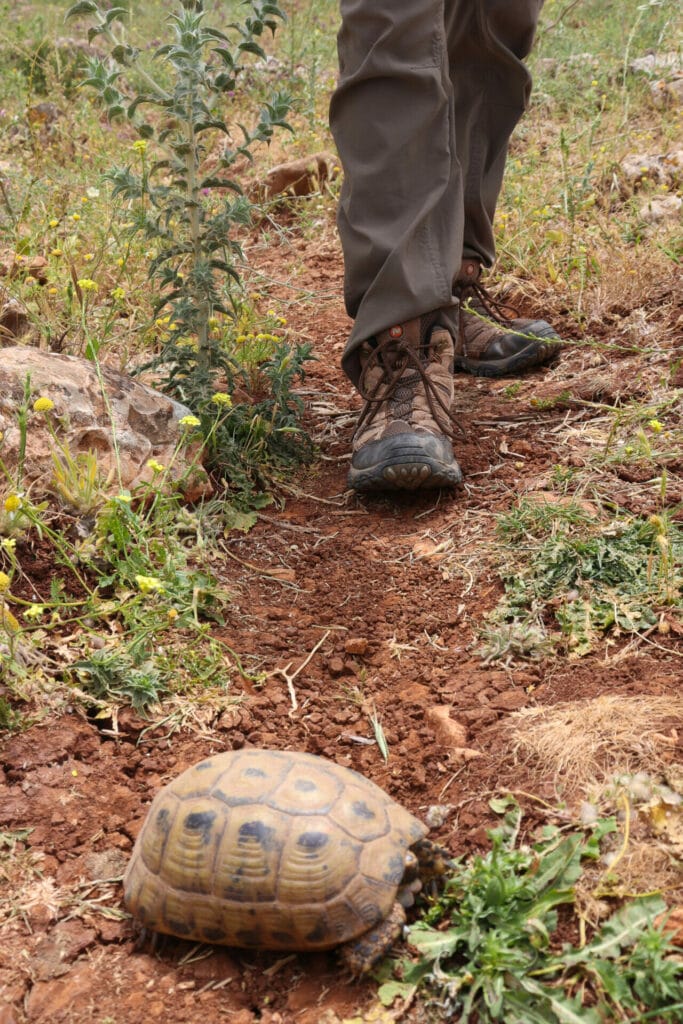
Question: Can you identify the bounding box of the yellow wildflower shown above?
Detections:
[135,574,164,595]
[179,415,201,428]
[0,571,10,591]
[77,278,98,292]
[0,608,19,632]
[132,139,148,154]
[71,213,81,222]
[51,248,63,257]
[48,287,58,295]
[1,538,16,551]
[83,252,94,262]
[24,604,45,622]
[211,392,232,407]
[648,419,663,433]
[49,218,59,228]
[116,493,132,503]
[111,287,125,301]
[167,608,179,621]
[4,494,21,512]
[147,459,165,473]
[33,397,55,413]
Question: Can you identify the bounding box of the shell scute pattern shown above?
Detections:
[124,750,428,952]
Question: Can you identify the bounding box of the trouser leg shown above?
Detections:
[446,0,544,267]
[330,0,544,386]
[330,0,459,387]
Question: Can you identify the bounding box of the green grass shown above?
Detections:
[481,499,682,660]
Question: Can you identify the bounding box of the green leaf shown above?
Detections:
[407,923,464,960]
[560,897,667,967]
[66,0,98,18]
[519,978,602,1024]
[376,980,418,1008]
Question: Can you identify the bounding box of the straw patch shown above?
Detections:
[504,694,682,790]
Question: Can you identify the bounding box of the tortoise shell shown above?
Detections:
[123,749,427,951]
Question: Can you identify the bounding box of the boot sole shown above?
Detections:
[348,437,463,493]
[454,338,561,379]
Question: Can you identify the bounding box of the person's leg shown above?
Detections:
[330,0,463,491]
[330,0,461,388]
[446,0,542,266]
[446,0,562,376]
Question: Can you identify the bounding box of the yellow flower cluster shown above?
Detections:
[236,332,280,344]
[211,392,232,407]
[179,415,201,428]
[135,574,164,594]
[4,494,22,512]
[146,459,165,473]
[33,397,54,413]
[77,278,98,292]
[0,571,10,592]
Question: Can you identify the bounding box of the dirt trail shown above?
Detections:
[1,227,681,1024]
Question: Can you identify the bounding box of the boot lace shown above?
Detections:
[356,334,454,437]
[457,279,519,328]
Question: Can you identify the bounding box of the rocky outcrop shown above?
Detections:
[0,346,211,502]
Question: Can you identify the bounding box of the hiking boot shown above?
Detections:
[454,259,562,377]
[348,315,463,493]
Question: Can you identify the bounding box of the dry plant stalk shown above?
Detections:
[504,694,683,791]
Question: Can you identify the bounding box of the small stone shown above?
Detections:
[344,637,368,656]
[426,706,468,748]
[450,747,483,764]
[424,804,454,828]
[489,690,528,712]
[97,919,128,943]
[328,657,345,677]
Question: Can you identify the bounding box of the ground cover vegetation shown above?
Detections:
[0,0,681,1021]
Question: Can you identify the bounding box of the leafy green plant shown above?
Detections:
[66,0,312,491]
[84,492,226,633]
[482,500,682,659]
[379,799,682,1022]
[70,645,165,711]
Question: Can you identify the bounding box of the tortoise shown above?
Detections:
[123,748,449,974]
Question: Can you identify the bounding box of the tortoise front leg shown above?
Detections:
[338,902,407,976]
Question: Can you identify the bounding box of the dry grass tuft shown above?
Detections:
[505,695,682,792]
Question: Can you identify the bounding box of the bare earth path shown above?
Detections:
[1,221,681,1024]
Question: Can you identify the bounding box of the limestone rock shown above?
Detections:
[0,346,211,502]
[639,194,682,224]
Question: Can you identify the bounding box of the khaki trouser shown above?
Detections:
[330,0,544,385]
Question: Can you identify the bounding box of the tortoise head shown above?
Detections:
[412,837,453,883]
[397,838,452,907]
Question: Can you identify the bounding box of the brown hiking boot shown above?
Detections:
[348,315,463,493]
[454,259,562,377]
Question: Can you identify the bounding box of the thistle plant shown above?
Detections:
[66,0,311,489]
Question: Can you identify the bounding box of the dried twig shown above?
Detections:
[267,630,331,711]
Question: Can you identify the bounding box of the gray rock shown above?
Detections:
[0,346,211,502]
